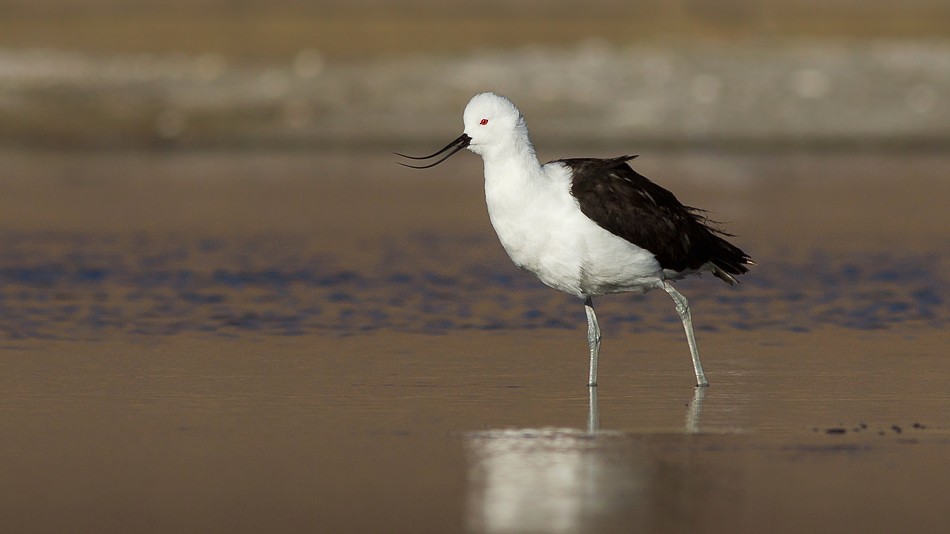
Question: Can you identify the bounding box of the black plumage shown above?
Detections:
[561,155,753,284]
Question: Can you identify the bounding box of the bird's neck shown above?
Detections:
[481,133,543,188]
[481,136,547,238]
[480,134,550,272]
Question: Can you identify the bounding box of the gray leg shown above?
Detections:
[662,282,709,387]
[685,385,706,433]
[584,296,601,387]
[587,385,600,434]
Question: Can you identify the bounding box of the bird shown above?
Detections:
[396,92,753,388]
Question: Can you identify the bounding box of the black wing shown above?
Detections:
[560,156,752,282]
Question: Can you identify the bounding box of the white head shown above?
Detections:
[462,92,531,157]
[395,92,534,169]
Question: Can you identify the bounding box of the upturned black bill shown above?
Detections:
[395,134,471,169]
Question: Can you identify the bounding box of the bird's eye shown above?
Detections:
[479,118,489,125]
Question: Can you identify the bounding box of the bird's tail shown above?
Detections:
[710,237,755,285]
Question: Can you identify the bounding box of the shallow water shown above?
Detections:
[1,149,948,533]
[2,331,947,533]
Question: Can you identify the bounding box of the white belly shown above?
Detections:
[484,165,662,297]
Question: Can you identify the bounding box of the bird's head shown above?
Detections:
[396,92,530,168]
[462,92,527,157]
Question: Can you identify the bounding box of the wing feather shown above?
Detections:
[560,156,752,281]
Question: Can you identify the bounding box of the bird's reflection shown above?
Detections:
[586,386,705,434]
[466,387,707,533]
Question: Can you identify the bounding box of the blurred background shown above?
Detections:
[1,0,949,150]
[0,0,948,337]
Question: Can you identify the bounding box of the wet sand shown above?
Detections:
[1,150,948,533]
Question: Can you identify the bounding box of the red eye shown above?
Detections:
[479,118,489,125]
